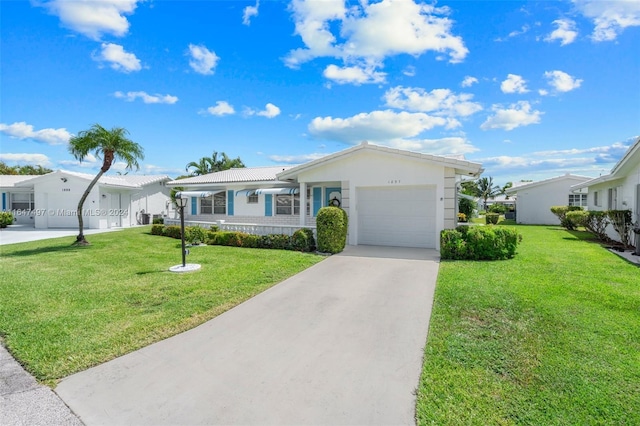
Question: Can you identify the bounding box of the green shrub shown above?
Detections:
[0,211,15,228]
[583,210,610,242]
[441,226,522,260]
[291,228,316,252]
[150,224,165,235]
[606,209,634,248]
[163,225,182,239]
[209,225,220,233]
[185,226,207,244]
[440,229,468,259]
[259,234,291,250]
[240,234,260,248]
[488,204,507,214]
[152,217,164,225]
[485,213,499,224]
[551,205,584,230]
[458,197,476,218]
[316,206,348,254]
[566,210,588,229]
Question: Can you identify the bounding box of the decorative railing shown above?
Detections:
[164,219,317,239]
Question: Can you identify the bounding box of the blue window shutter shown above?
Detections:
[313,187,322,216]
[227,190,234,216]
[265,194,272,217]
[191,197,197,215]
[1,193,5,210]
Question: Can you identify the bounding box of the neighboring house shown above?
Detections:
[167,142,483,249]
[0,175,39,225]
[483,194,516,210]
[1,170,172,229]
[505,174,592,225]
[571,136,640,242]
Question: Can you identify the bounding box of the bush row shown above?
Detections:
[150,224,317,252]
[441,225,522,260]
[552,206,636,248]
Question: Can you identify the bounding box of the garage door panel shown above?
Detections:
[357,186,436,248]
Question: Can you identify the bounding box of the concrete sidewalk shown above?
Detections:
[0,225,122,246]
[0,344,82,426]
[56,245,440,425]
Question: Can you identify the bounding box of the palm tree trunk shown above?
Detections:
[75,170,105,245]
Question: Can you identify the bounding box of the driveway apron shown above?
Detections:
[55,245,440,425]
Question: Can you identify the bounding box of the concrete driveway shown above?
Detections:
[56,245,440,425]
[0,225,121,245]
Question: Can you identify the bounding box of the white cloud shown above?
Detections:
[203,101,235,116]
[545,19,578,45]
[387,136,478,155]
[538,89,549,96]
[0,122,71,145]
[480,101,543,131]
[0,153,52,167]
[383,86,482,118]
[461,76,478,87]
[573,0,640,41]
[40,0,140,40]
[323,64,386,85]
[544,70,583,92]
[308,109,449,144]
[114,91,178,104]
[500,74,529,94]
[257,103,281,118]
[285,0,467,82]
[243,0,260,25]
[188,44,219,75]
[93,43,142,73]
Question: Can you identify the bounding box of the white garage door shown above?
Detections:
[357,186,436,248]
[47,192,82,228]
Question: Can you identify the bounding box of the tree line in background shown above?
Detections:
[458,176,515,220]
[0,161,52,175]
[185,151,245,176]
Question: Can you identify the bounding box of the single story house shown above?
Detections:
[505,174,592,225]
[1,170,172,229]
[167,142,483,249]
[571,136,640,242]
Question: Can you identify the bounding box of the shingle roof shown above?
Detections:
[0,175,40,188]
[8,170,170,189]
[167,166,294,186]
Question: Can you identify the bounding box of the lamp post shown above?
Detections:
[175,196,188,267]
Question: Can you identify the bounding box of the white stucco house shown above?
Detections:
[571,136,640,242]
[505,174,593,225]
[1,171,172,229]
[167,142,483,249]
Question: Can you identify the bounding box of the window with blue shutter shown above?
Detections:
[191,197,197,215]
[265,194,272,217]
[227,190,234,216]
[313,187,322,216]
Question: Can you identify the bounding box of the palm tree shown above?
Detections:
[68,124,144,245]
[185,151,245,176]
[185,157,213,176]
[476,176,501,210]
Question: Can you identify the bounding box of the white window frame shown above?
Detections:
[275,194,300,215]
[568,193,587,208]
[214,192,226,214]
[11,192,35,211]
[200,196,213,215]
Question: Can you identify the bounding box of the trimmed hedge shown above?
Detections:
[316,206,348,254]
[550,205,584,230]
[485,213,499,225]
[441,225,522,260]
[152,223,317,252]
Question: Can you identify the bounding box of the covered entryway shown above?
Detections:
[357,185,436,248]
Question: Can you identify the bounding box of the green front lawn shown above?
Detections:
[417,225,640,425]
[0,227,323,385]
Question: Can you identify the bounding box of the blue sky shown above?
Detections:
[1,0,639,186]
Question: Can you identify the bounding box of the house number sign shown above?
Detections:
[387,179,401,184]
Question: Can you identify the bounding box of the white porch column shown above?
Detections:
[299,182,307,226]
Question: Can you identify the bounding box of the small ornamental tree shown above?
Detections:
[316,206,348,254]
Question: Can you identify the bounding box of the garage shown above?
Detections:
[357,185,436,248]
[46,192,81,228]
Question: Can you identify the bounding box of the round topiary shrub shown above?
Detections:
[291,228,316,252]
[316,206,348,254]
